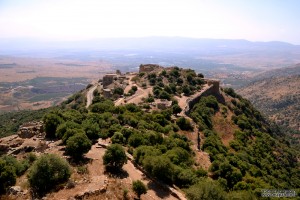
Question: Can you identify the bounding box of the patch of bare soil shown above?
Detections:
[212,111,238,147]
[194,151,211,171]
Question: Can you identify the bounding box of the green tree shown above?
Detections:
[62,109,83,124]
[56,121,80,139]
[165,147,193,166]
[134,145,162,164]
[114,87,124,95]
[149,78,156,85]
[0,159,16,194]
[128,133,145,147]
[146,96,155,103]
[143,155,174,182]
[224,88,238,98]
[91,101,114,113]
[1,155,25,176]
[43,113,63,138]
[103,144,127,169]
[132,180,147,199]
[185,179,225,200]
[82,119,100,140]
[111,132,125,144]
[62,128,85,144]
[176,168,197,187]
[159,90,171,100]
[197,73,204,78]
[66,132,92,160]
[160,70,167,77]
[131,85,138,92]
[182,85,191,96]
[172,104,182,116]
[170,68,180,77]
[176,117,193,131]
[28,154,71,195]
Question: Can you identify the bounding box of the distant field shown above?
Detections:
[0,57,114,112]
[0,56,113,82]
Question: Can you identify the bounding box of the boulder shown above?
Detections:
[0,144,9,152]
[9,186,22,195]
[18,128,35,138]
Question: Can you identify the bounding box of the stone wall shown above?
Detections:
[103,89,112,98]
[103,74,117,88]
[184,81,224,115]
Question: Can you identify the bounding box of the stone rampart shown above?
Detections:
[184,80,224,115]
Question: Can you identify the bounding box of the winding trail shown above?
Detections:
[115,75,153,106]
[86,84,98,108]
[175,84,212,170]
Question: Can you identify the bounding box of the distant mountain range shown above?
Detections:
[1,37,299,52]
[2,37,300,70]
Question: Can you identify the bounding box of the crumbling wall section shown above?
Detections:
[184,80,224,115]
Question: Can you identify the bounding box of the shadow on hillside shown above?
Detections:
[147,181,171,199]
[104,167,129,179]
[67,157,92,166]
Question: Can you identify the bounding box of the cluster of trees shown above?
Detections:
[125,85,138,96]
[27,154,71,196]
[0,153,71,196]
[0,153,36,193]
[43,109,94,160]
[143,68,205,100]
[2,68,299,199]
[61,91,86,110]
[43,93,208,191]
[190,92,300,194]
[190,95,219,130]
[39,76,299,198]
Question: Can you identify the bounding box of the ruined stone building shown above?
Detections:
[139,64,160,73]
[102,74,117,88]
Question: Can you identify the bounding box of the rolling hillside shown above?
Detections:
[238,64,300,131]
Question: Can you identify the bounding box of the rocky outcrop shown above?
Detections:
[9,186,22,195]
[17,121,44,139]
[73,178,108,200]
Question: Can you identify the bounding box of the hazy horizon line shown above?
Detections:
[0,36,299,45]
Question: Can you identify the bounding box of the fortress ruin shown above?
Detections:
[139,64,160,73]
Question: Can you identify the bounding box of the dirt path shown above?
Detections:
[86,84,98,108]
[49,139,186,200]
[47,140,108,200]
[115,75,152,106]
[124,75,135,93]
[174,84,213,170]
[123,161,182,200]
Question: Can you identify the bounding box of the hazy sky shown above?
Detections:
[0,0,300,44]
